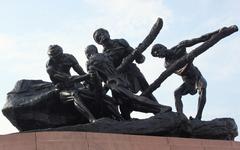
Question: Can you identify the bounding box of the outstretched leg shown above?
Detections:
[113,86,171,119]
[195,77,207,120]
[195,88,206,120]
[174,83,189,114]
[73,91,96,123]
[112,90,133,120]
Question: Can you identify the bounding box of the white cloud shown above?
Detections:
[83,0,172,45]
[0,35,16,50]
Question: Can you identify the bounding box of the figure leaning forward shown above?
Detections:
[93,28,158,119]
[46,44,96,123]
[151,28,229,120]
[85,44,171,120]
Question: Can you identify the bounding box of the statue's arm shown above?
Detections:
[73,64,86,75]
[118,38,145,64]
[68,54,86,75]
[127,46,145,64]
[176,29,221,49]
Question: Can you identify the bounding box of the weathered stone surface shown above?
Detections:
[2,80,238,140]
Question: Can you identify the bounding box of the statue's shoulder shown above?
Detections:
[113,38,130,47]
[63,53,75,59]
[63,53,76,60]
[169,46,186,59]
[88,53,110,65]
[92,53,108,61]
[63,53,79,64]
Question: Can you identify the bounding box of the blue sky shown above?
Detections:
[0,0,239,139]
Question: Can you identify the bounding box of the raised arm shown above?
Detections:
[118,38,145,64]
[174,28,222,49]
[127,46,145,64]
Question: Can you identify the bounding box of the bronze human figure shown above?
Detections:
[84,44,123,120]
[93,28,158,103]
[46,45,96,123]
[151,30,222,120]
[46,45,86,86]
[85,45,171,120]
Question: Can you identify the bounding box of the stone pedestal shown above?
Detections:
[0,132,239,150]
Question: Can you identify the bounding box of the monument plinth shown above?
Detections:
[0,132,240,150]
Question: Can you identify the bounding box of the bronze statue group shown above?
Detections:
[46,18,238,123]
